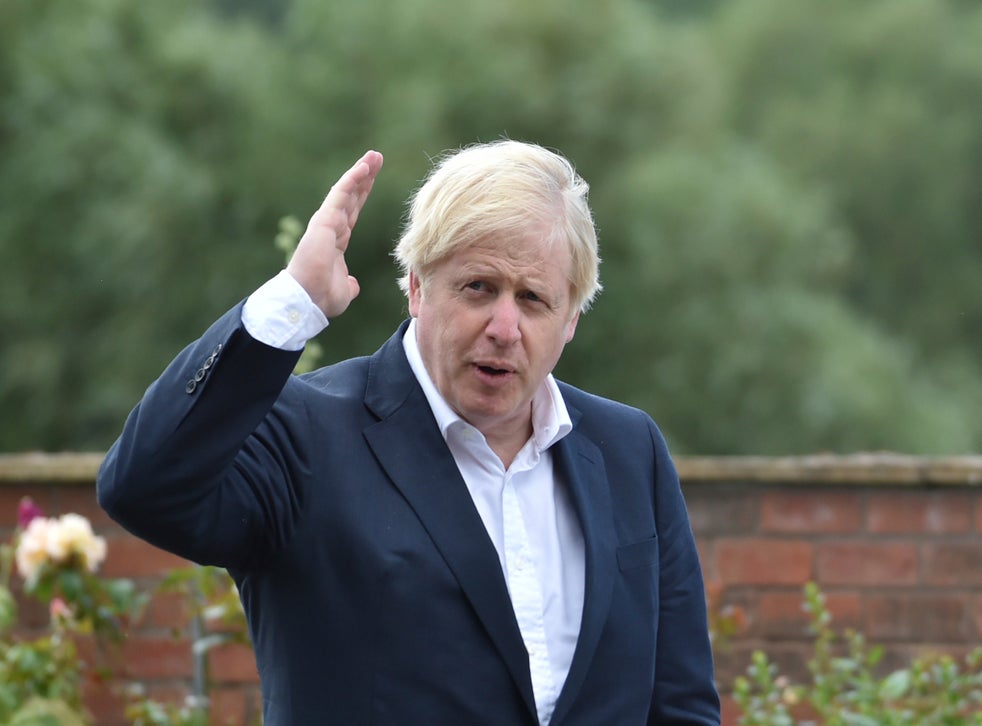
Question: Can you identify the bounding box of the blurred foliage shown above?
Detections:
[1,0,980,454]
[1,500,146,725]
[734,583,982,725]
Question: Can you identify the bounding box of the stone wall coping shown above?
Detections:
[677,453,982,485]
[0,452,107,483]
[1,451,981,486]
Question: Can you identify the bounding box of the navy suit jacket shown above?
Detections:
[98,307,720,725]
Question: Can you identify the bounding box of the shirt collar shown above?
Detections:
[402,318,572,452]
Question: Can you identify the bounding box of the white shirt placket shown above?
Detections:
[502,472,557,725]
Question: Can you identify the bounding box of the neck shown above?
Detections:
[483,419,534,470]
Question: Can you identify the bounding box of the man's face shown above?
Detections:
[409,226,580,449]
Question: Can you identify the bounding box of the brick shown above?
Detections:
[720,694,739,726]
[761,490,862,534]
[922,543,982,586]
[83,676,129,726]
[209,687,248,726]
[754,591,814,638]
[116,635,194,679]
[142,590,194,633]
[974,595,982,639]
[101,533,191,578]
[824,591,864,630]
[53,485,117,529]
[696,538,715,580]
[868,491,972,534]
[865,593,971,642]
[208,641,259,683]
[715,538,813,586]
[712,643,758,686]
[209,685,264,726]
[686,487,758,535]
[0,485,56,527]
[754,589,862,639]
[816,542,917,585]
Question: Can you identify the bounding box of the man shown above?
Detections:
[98,140,720,725]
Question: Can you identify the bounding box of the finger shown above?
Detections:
[342,151,384,222]
[311,151,383,246]
[328,151,383,206]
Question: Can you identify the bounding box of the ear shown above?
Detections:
[408,270,422,317]
[564,311,580,343]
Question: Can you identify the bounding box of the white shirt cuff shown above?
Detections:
[242,270,328,351]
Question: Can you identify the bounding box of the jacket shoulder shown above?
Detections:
[556,380,674,454]
[298,355,372,391]
[557,380,652,426]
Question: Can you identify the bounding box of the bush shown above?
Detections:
[734,582,982,725]
[0,498,146,723]
[0,497,252,726]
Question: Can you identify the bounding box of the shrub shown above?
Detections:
[734,582,982,725]
[0,498,146,724]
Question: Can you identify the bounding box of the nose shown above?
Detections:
[485,296,521,345]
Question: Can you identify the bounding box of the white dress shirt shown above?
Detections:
[243,272,586,725]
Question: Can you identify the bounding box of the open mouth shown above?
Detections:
[477,365,510,376]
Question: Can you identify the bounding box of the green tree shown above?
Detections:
[1,0,980,454]
[0,0,301,449]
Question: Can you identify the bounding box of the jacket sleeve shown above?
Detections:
[647,421,721,725]
[97,303,309,570]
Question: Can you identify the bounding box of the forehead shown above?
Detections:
[452,231,571,282]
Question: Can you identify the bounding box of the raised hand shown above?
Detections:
[287,150,384,319]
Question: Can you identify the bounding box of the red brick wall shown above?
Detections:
[683,455,982,725]
[3,453,981,725]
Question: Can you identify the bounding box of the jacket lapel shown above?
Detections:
[549,423,617,726]
[361,323,538,720]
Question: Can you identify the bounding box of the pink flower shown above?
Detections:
[17,497,44,530]
[50,597,72,621]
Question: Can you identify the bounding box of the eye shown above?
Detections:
[522,290,544,304]
[465,280,487,292]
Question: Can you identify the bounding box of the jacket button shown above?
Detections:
[194,368,206,382]
[185,379,197,394]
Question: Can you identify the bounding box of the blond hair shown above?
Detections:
[394,140,602,313]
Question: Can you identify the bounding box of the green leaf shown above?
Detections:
[9,696,87,726]
[57,570,84,602]
[0,585,18,634]
[878,669,912,700]
[839,713,880,726]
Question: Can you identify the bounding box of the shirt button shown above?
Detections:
[287,308,301,324]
